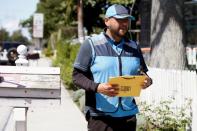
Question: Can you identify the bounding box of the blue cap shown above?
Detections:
[105,4,135,20]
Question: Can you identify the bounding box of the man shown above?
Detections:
[72,4,152,131]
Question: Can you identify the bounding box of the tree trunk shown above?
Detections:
[149,0,187,70]
[77,0,84,43]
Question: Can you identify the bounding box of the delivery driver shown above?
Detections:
[72,4,152,131]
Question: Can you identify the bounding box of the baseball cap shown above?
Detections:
[105,4,135,20]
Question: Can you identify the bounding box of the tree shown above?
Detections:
[77,0,84,43]
[21,0,137,41]
[0,28,10,42]
[21,0,77,39]
[110,0,134,4]
[10,30,30,45]
[0,28,30,44]
[21,16,33,39]
[37,0,76,38]
[149,0,187,70]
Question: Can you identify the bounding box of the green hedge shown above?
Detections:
[52,39,86,111]
[53,40,80,90]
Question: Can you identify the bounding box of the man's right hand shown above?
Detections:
[97,83,119,97]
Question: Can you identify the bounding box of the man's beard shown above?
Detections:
[110,27,127,38]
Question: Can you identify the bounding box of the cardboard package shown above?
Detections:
[108,75,146,97]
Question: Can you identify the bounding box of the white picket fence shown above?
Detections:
[140,67,197,130]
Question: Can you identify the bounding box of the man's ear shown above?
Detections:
[104,18,110,26]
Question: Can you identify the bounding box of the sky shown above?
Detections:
[0,0,39,39]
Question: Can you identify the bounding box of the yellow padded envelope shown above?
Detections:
[108,75,146,97]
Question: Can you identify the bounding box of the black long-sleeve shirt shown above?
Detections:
[72,68,99,92]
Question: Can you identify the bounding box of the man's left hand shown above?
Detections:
[141,76,152,89]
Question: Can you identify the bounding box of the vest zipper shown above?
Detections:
[118,55,122,109]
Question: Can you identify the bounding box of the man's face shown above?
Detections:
[105,17,129,37]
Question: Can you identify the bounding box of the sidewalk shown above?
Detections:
[27,57,87,131]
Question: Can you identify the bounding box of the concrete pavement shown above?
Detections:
[26,57,87,131]
[27,84,87,131]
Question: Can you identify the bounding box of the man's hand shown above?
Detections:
[141,76,153,89]
[97,83,119,97]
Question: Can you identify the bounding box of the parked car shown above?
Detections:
[0,41,21,65]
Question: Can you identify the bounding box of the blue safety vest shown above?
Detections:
[87,32,144,117]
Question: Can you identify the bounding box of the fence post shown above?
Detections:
[14,44,29,131]
[15,45,29,66]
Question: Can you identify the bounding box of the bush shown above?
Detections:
[72,89,85,111]
[43,47,54,57]
[61,27,77,39]
[53,40,80,90]
[137,97,192,131]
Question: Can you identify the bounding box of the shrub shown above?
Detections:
[138,97,192,131]
[53,40,80,90]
